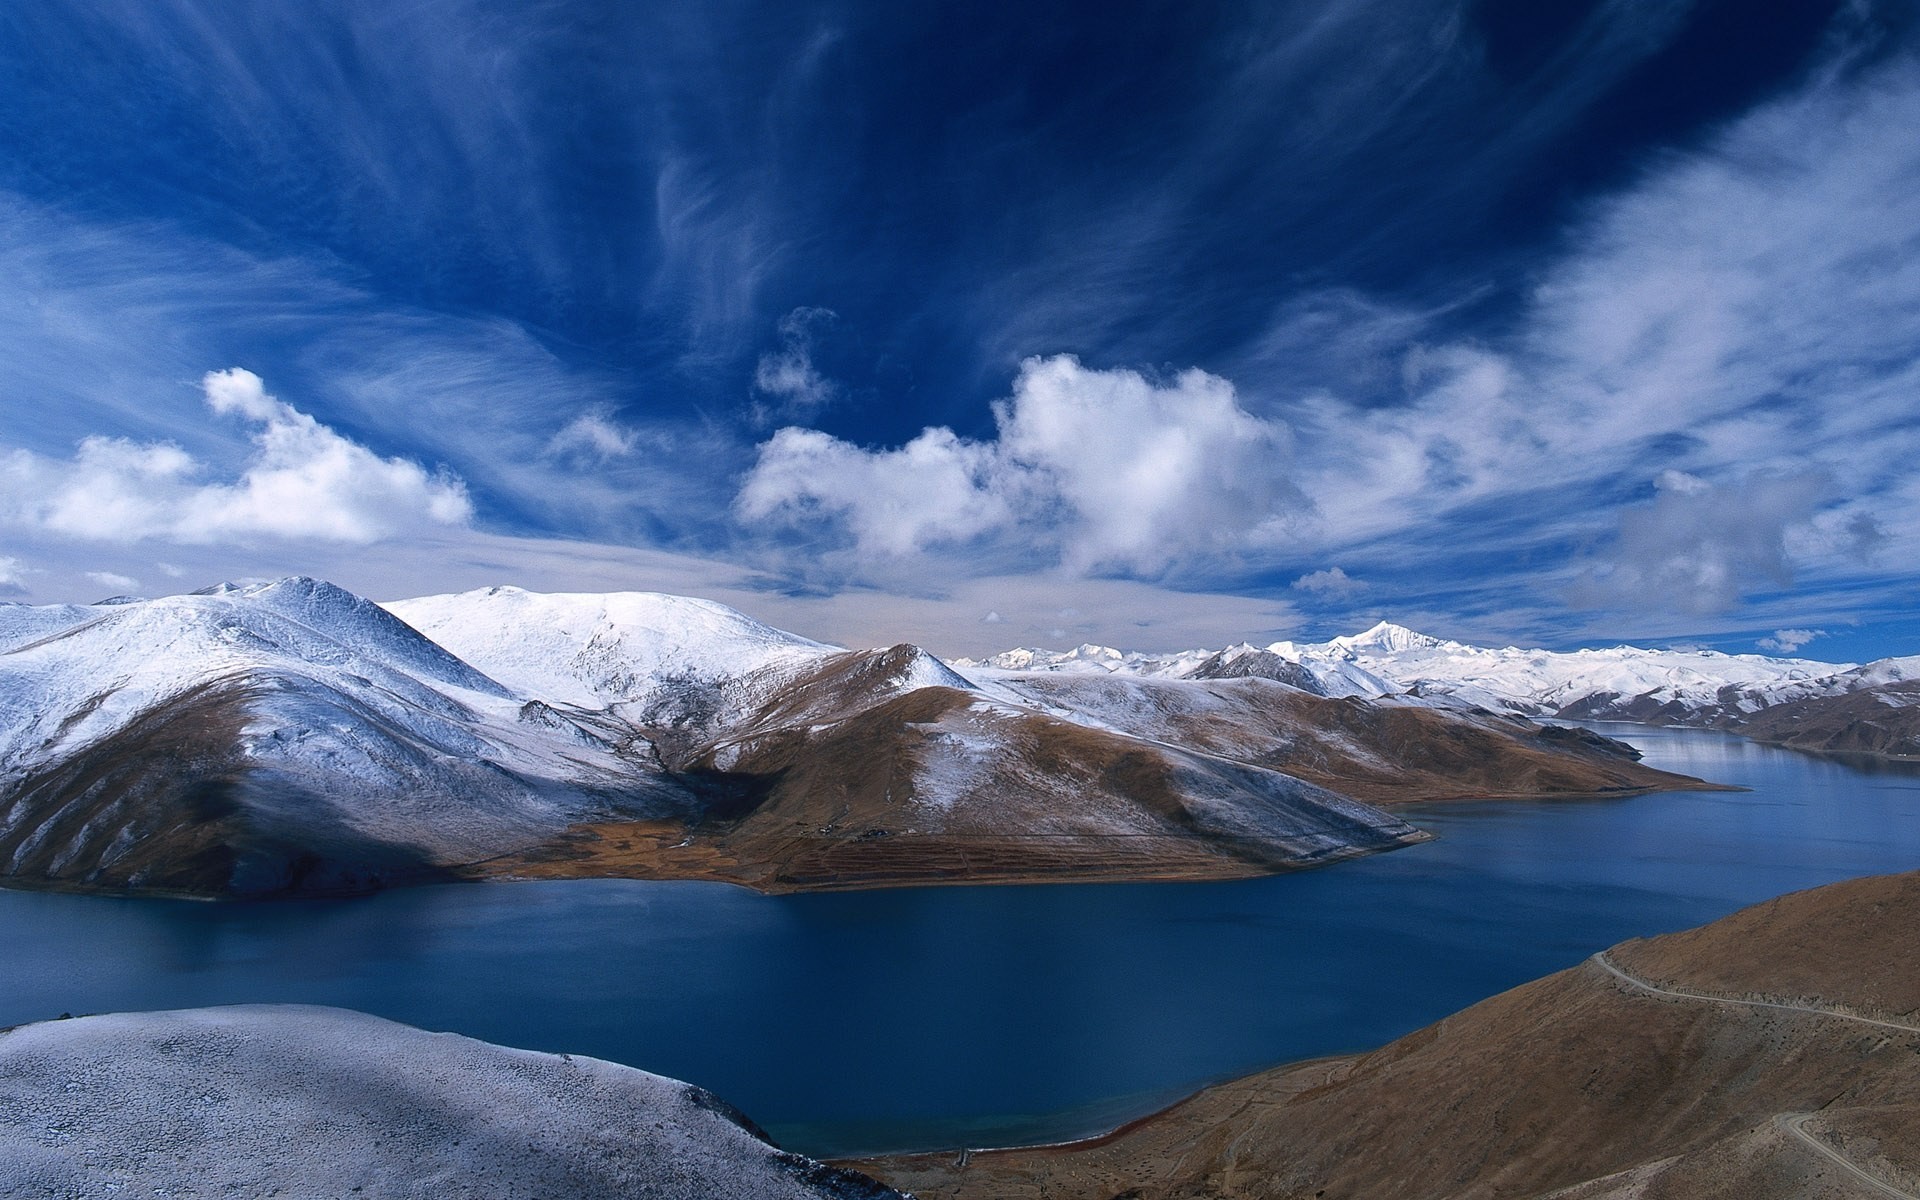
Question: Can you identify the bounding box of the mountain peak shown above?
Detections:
[1333,621,1449,654]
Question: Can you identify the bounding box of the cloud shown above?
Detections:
[1567,471,1832,615]
[739,354,1307,576]
[546,410,642,461]
[1758,628,1824,653]
[1291,566,1367,597]
[0,555,27,597]
[85,571,140,593]
[753,307,838,420]
[737,424,1014,556]
[0,369,472,545]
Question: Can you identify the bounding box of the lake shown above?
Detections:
[5,723,1920,1157]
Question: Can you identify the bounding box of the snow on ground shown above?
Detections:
[386,585,838,710]
[0,1006,900,1200]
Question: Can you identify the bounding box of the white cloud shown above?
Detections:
[1568,471,1831,615]
[0,369,472,545]
[1758,628,1824,653]
[737,425,1013,556]
[753,307,838,420]
[739,354,1306,575]
[0,554,27,597]
[85,571,140,593]
[1290,566,1367,597]
[546,410,641,461]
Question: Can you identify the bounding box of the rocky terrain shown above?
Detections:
[0,580,1707,898]
[0,1005,903,1199]
[850,869,1920,1199]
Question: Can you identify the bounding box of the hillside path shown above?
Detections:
[1593,950,1920,1199]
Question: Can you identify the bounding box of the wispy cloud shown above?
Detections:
[1759,628,1825,653]
[84,570,139,593]
[736,52,1920,635]
[752,306,838,422]
[546,411,643,462]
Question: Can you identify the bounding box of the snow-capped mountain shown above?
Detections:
[963,621,1853,716]
[963,622,1920,757]
[0,578,687,895]
[0,581,1710,898]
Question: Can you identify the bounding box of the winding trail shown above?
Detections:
[1589,951,1920,1035]
[1775,1113,1919,1200]
[1592,951,1920,1198]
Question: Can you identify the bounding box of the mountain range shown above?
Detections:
[964,621,1920,758]
[0,579,1712,898]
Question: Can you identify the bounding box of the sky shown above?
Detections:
[1,0,1918,661]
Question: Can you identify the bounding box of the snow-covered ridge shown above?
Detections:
[385,585,838,710]
[958,620,1875,724]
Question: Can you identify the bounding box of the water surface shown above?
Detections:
[5,724,1919,1156]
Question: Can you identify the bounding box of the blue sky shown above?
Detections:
[1,0,1918,660]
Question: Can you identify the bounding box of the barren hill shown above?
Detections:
[852,870,1920,1199]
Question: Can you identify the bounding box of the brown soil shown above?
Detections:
[997,675,1716,805]
[1733,683,1920,759]
[846,870,1920,1200]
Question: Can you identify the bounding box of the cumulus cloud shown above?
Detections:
[0,369,472,545]
[0,554,27,597]
[1758,628,1824,653]
[1568,471,1832,615]
[752,307,838,420]
[546,410,642,461]
[737,425,1013,556]
[738,354,1306,575]
[1290,566,1366,597]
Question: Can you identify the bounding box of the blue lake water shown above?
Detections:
[5,723,1920,1157]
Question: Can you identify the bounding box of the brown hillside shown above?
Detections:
[850,871,1920,1199]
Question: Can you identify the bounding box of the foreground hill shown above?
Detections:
[0,1005,902,1199]
[967,625,1920,760]
[851,869,1920,1199]
[0,580,1706,897]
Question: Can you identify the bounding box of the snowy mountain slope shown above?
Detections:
[385,586,837,713]
[0,579,688,895]
[0,1005,903,1200]
[970,672,1697,805]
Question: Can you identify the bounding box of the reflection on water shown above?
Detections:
[4,725,1920,1157]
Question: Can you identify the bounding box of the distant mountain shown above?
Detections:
[964,623,1920,758]
[0,581,1708,898]
[853,868,1920,1199]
